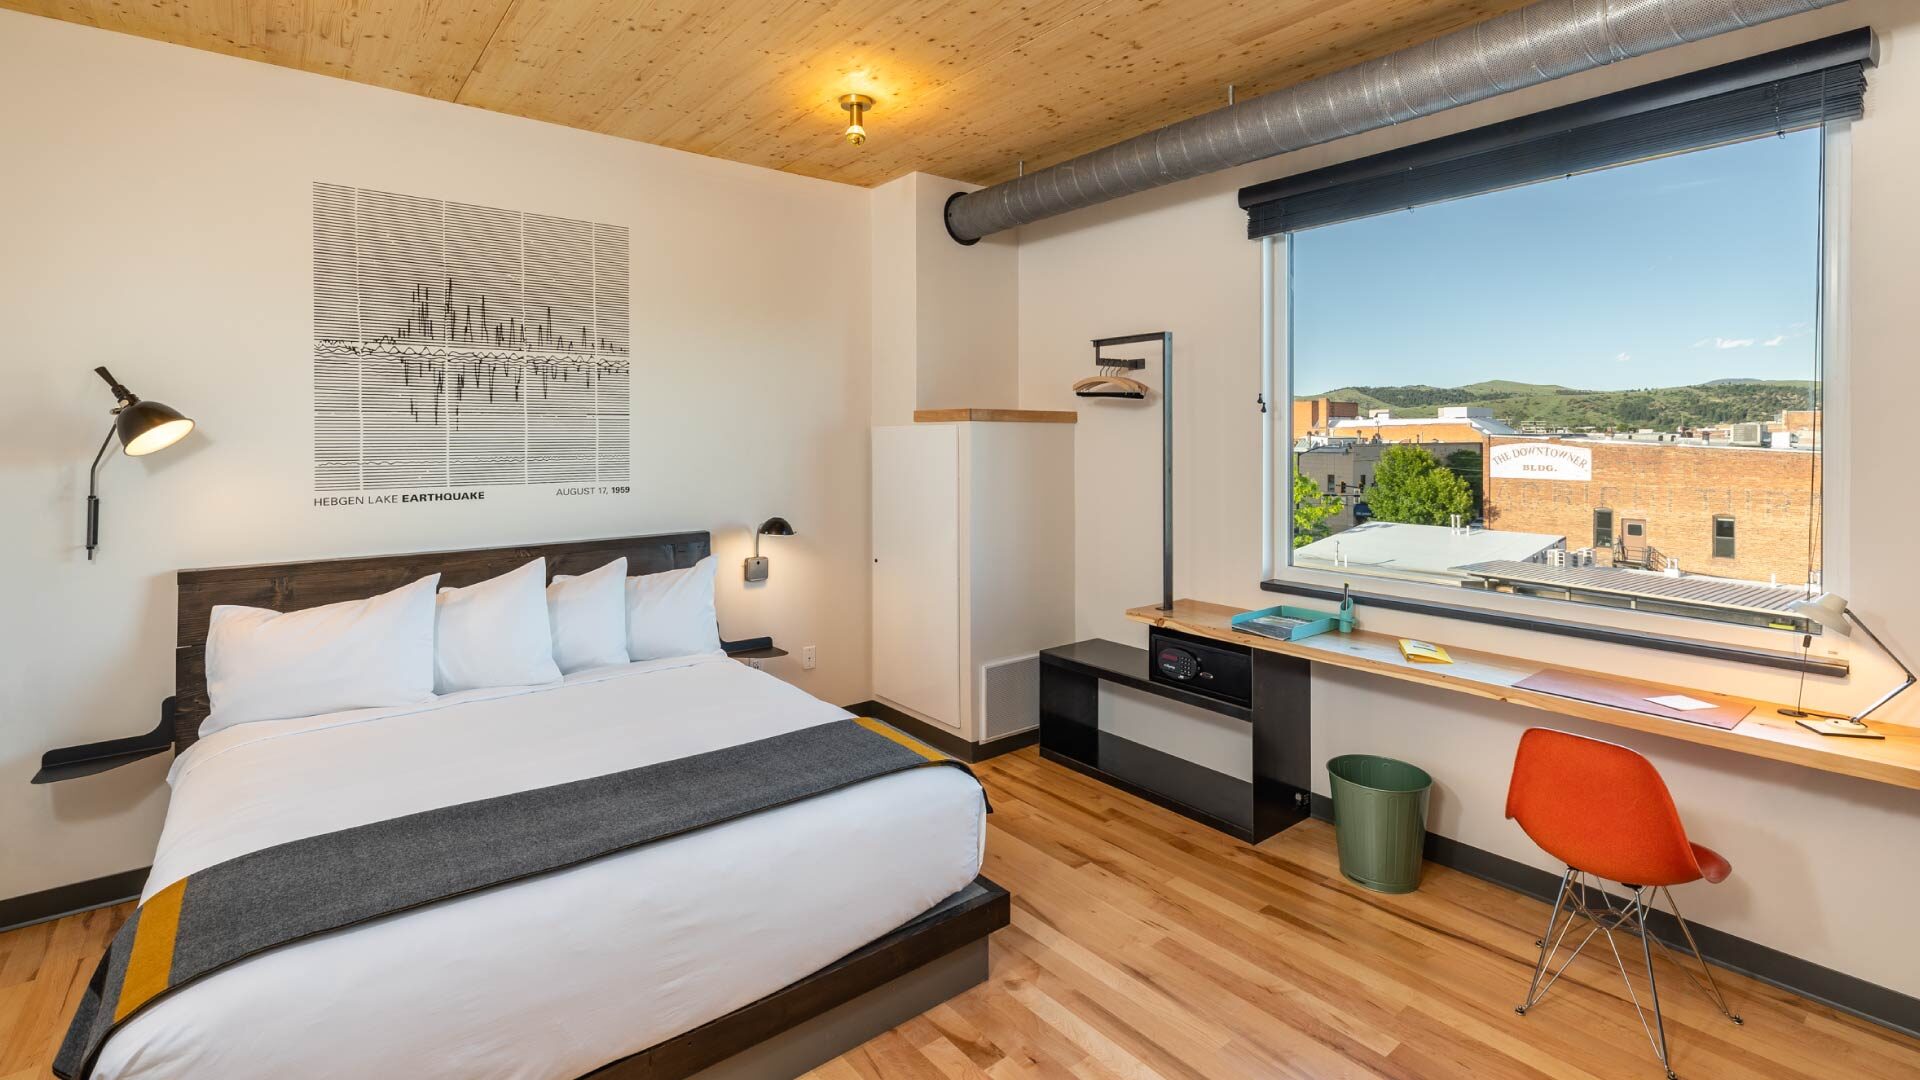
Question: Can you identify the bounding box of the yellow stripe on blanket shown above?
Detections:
[115,877,187,1021]
[853,716,948,763]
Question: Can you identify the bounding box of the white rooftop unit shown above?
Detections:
[1438,406,1494,419]
[1293,522,1566,585]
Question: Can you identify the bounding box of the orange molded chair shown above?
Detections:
[1505,728,1741,1080]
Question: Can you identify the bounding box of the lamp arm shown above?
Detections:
[86,422,116,561]
[1847,608,1917,723]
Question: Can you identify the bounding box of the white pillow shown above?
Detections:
[546,557,629,673]
[435,558,564,694]
[204,573,440,734]
[626,555,723,661]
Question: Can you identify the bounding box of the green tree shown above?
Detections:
[1366,445,1473,526]
[1292,468,1341,548]
[1445,449,1484,518]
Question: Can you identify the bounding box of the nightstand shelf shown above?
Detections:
[723,637,788,661]
[33,699,176,784]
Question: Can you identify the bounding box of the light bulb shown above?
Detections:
[838,94,874,148]
[125,418,195,456]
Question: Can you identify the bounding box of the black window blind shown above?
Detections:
[1241,28,1873,239]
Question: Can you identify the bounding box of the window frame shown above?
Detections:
[1260,122,1851,650]
[1712,515,1738,560]
[1593,508,1615,550]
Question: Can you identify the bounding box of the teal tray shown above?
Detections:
[1231,599,1354,642]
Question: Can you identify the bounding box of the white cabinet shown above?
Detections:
[872,420,1075,744]
[872,425,963,729]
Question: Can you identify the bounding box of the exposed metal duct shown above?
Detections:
[943,0,1844,244]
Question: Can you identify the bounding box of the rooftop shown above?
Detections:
[1297,437,1481,456]
[1457,560,1812,618]
[1294,522,1563,583]
[1490,432,1817,454]
[1332,415,1518,437]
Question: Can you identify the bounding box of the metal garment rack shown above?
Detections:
[1086,332,1173,612]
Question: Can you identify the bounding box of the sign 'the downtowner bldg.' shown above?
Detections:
[1489,442,1593,482]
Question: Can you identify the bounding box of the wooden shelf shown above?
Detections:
[913,409,1076,424]
[1127,600,1920,792]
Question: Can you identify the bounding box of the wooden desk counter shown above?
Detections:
[1128,599,1920,793]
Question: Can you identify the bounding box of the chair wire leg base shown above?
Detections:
[1516,873,1747,1079]
[1631,889,1678,1080]
[1516,868,1576,1016]
[1656,886,1743,1026]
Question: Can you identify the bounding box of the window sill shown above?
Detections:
[1260,578,1848,677]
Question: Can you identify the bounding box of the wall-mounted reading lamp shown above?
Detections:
[744,517,794,582]
[1779,593,1912,739]
[87,366,194,561]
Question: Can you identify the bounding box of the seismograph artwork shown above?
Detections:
[312,182,630,492]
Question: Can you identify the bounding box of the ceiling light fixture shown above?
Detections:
[839,94,874,146]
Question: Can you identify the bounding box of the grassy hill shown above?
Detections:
[1302,379,1818,431]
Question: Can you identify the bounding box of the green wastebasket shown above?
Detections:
[1327,755,1433,894]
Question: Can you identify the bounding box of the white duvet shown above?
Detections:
[98,655,986,1080]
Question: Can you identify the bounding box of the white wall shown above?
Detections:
[868,172,1019,424]
[1014,0,1920,997]
[0,12,873,900]
[913,175,1019,413]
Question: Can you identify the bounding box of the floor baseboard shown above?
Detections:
[1308,794,1919,1040]
[0,867,148,933]
[844,700,1037,763]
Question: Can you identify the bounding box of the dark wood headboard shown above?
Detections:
[172,531,711,749]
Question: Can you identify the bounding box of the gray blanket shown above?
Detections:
[55,716,980,1079]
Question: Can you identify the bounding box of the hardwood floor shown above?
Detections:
[0,902,123,1080]
[4,747,1916,1079]
[808,748,1920,1080]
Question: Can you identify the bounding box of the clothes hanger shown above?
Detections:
[1073,360,1148,399]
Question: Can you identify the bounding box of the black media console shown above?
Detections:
[1038,627,1312,844]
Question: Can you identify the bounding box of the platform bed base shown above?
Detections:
[585,876,1010,1080]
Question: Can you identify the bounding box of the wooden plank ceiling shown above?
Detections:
[3,1,1535,187]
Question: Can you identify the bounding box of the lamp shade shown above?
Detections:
[115,399,195,457]
[1788,592,1851,636]
[757,516,795,537]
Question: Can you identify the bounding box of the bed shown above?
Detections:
[90,531,1005,1080]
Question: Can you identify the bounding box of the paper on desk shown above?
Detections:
[1647,694,1717,711]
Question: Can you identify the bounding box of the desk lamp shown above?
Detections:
[1780,593,1910,739]
[87,366,195,561]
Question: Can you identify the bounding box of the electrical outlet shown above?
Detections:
[802,645,817,670]
[747,658,766,671]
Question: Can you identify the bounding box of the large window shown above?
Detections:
[1278,129,1829,632]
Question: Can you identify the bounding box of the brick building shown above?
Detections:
[1331,406,1516,446]
[1769,408,1823,449]
[1293,397,1360,438]
[1482,435,1822,586]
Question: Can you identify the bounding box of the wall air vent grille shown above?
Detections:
[980,654,1040,741]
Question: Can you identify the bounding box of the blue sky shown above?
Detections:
[1290,129,1821,395]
